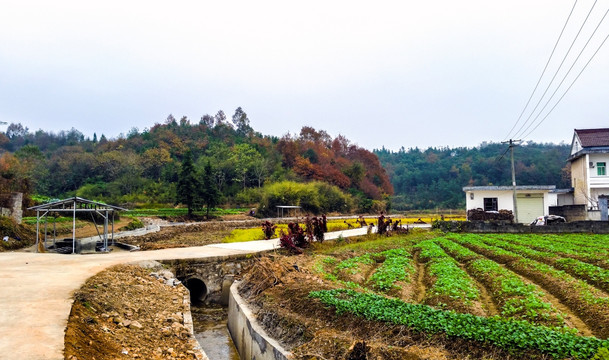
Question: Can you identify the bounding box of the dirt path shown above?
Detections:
[414,254,427,303]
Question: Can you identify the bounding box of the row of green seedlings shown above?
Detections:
[415,240,482,315]
[452,233,609,339]
[318,248,415,294]
[437,237,565,327]
[483,234,609,295]
[309,288,609,360]
[511,234,609,270]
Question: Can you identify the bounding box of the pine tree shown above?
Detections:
[176,151,201,216]
[201,161,221,218]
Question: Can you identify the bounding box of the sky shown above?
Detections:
[1,0,608,151]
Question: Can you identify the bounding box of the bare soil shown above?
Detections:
[64,264,203,360]
[118,223,234,250]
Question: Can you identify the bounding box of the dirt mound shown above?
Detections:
[64,264,203,360]
[0,216,35,252]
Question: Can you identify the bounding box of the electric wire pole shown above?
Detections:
[503,139,521,223]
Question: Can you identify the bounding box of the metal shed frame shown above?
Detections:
[27,197,127,254]
[276,205,301,218]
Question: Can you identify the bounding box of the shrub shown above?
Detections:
[256,181,354,217]
[120,218,145,231]
[279,222,307,254]
[261,221,277,240]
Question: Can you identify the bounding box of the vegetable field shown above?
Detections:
[309,233,609,359]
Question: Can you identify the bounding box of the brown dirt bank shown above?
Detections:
[64,264,203,360]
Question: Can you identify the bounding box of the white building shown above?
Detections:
[463,185,558,224]
[568,128,609,212]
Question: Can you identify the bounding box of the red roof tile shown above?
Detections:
[575,128,609,147]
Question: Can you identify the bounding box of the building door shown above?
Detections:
[516,194,544,224]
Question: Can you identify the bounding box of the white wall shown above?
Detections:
[465,190,515,212]
[465,189,556,219]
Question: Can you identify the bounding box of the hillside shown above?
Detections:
[0,109,392,213]
[376,142,571,210]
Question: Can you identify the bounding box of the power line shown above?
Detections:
[503,0,579,141]
[511,0,599,139]
[522,29,609,140]
[517,6,609,139]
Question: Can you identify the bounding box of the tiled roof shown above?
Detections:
[575,128,609,147]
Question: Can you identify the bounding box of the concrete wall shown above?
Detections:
[435,220,609,233]
[465,190,515,212]
[0,192,22,224]
[572,156,589,206]
[549,205,587,221]
[228,281,291,360]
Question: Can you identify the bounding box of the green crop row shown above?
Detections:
[456,235,609,306]
[453,234,609,338]
[436,236,482,262]
[334,253,374,273]
[125,207,246,217]
[438,237,564,326]
[484,236,609,294]
[506,234,609,270]
[309,289,609,359]
[468,258,563,326]
[417,240,480,306]
[367,248,414,292]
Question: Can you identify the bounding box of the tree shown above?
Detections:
[201,161,220,217]
[214,110,227,124]
[252,157,270,188]
[231,107,252,136]
[230,143,261,189]
[176,151,202,216]
[200,114,215,127]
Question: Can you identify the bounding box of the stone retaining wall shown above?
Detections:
[434,220,609,233]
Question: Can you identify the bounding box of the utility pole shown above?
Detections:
[503,139,521,223]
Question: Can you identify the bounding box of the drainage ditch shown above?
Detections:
[191,303,240,360]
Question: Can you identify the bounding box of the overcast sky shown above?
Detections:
[1,0,608,151]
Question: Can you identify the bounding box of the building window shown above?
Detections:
[483,198,498,212]
[598,162,606,176]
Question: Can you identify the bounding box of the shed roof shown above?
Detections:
[28,196,127,212]
[462,185,556,192]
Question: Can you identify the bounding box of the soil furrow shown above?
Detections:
[414,252,426,304]
[458,240,609,339]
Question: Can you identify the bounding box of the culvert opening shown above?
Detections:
[185,278,208,304]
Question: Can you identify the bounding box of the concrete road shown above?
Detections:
[0,225,429,360]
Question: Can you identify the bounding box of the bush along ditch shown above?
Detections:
[309,289,609,360]
[278,215,328,254]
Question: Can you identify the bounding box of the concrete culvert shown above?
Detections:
[185,278,207,303]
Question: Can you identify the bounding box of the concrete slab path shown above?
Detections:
[0,225,429,360]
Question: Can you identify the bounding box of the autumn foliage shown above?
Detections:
[277,127,393,200]
[0,112,391,213]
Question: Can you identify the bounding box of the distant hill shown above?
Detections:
[0,109,392,212]
[375,142,571,210]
